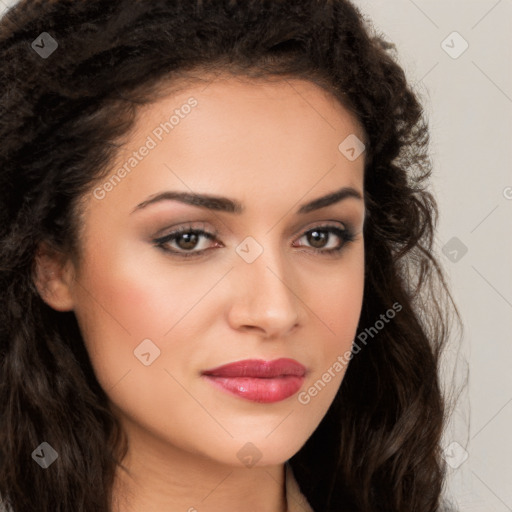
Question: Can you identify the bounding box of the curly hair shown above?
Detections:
[0,1,462,511]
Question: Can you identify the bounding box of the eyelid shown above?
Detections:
[299,219,347,232]
[152,219,348,244]
[152,221,217,239]
[151,220,356,258]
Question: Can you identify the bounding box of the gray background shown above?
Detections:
[1,0,511,510]
[354,2,512,510]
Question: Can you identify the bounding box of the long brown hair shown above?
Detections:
[0,1,462,510]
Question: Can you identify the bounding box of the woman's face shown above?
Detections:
[62,76,366,468]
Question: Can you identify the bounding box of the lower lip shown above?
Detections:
[202,375,305,403]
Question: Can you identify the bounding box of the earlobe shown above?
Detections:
[33,242,75,312]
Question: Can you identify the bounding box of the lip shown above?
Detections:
[201,358,306,403]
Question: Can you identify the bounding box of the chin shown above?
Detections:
[210,434,307,469]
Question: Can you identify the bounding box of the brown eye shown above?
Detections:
[153,228,218,258]
[306,229,329,249]
[294,225,355,254]
[174,232,201,251]
[153,223,355,259]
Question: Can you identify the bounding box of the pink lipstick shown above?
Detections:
[201,358,306,403]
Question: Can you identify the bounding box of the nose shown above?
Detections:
[226,248,301,339]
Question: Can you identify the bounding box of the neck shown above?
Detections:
[109,424,288,512]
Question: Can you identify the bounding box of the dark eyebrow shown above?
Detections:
[131,186,363,215]
[297,186,363,214]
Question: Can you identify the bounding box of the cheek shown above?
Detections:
[74,241,209,340]
[316,283,363,338]
[71,237,228,393]
[314,252,365,346]
[299,251,364,407]
[313,283,362,375]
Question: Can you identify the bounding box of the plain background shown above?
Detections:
[1,0,511,510]
[353,2,512,511]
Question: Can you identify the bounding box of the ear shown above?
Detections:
[33,241,76,312]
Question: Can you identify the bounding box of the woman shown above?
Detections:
[0,1,461,511]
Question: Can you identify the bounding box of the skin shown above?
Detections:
[35,75,367,512]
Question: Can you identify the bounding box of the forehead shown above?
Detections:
[128,75,364,171]
[81,74,366,225]
[140,73,366,145]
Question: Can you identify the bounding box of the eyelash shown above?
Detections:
[152,223,356,259]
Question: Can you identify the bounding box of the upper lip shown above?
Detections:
[201,358,306,378]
